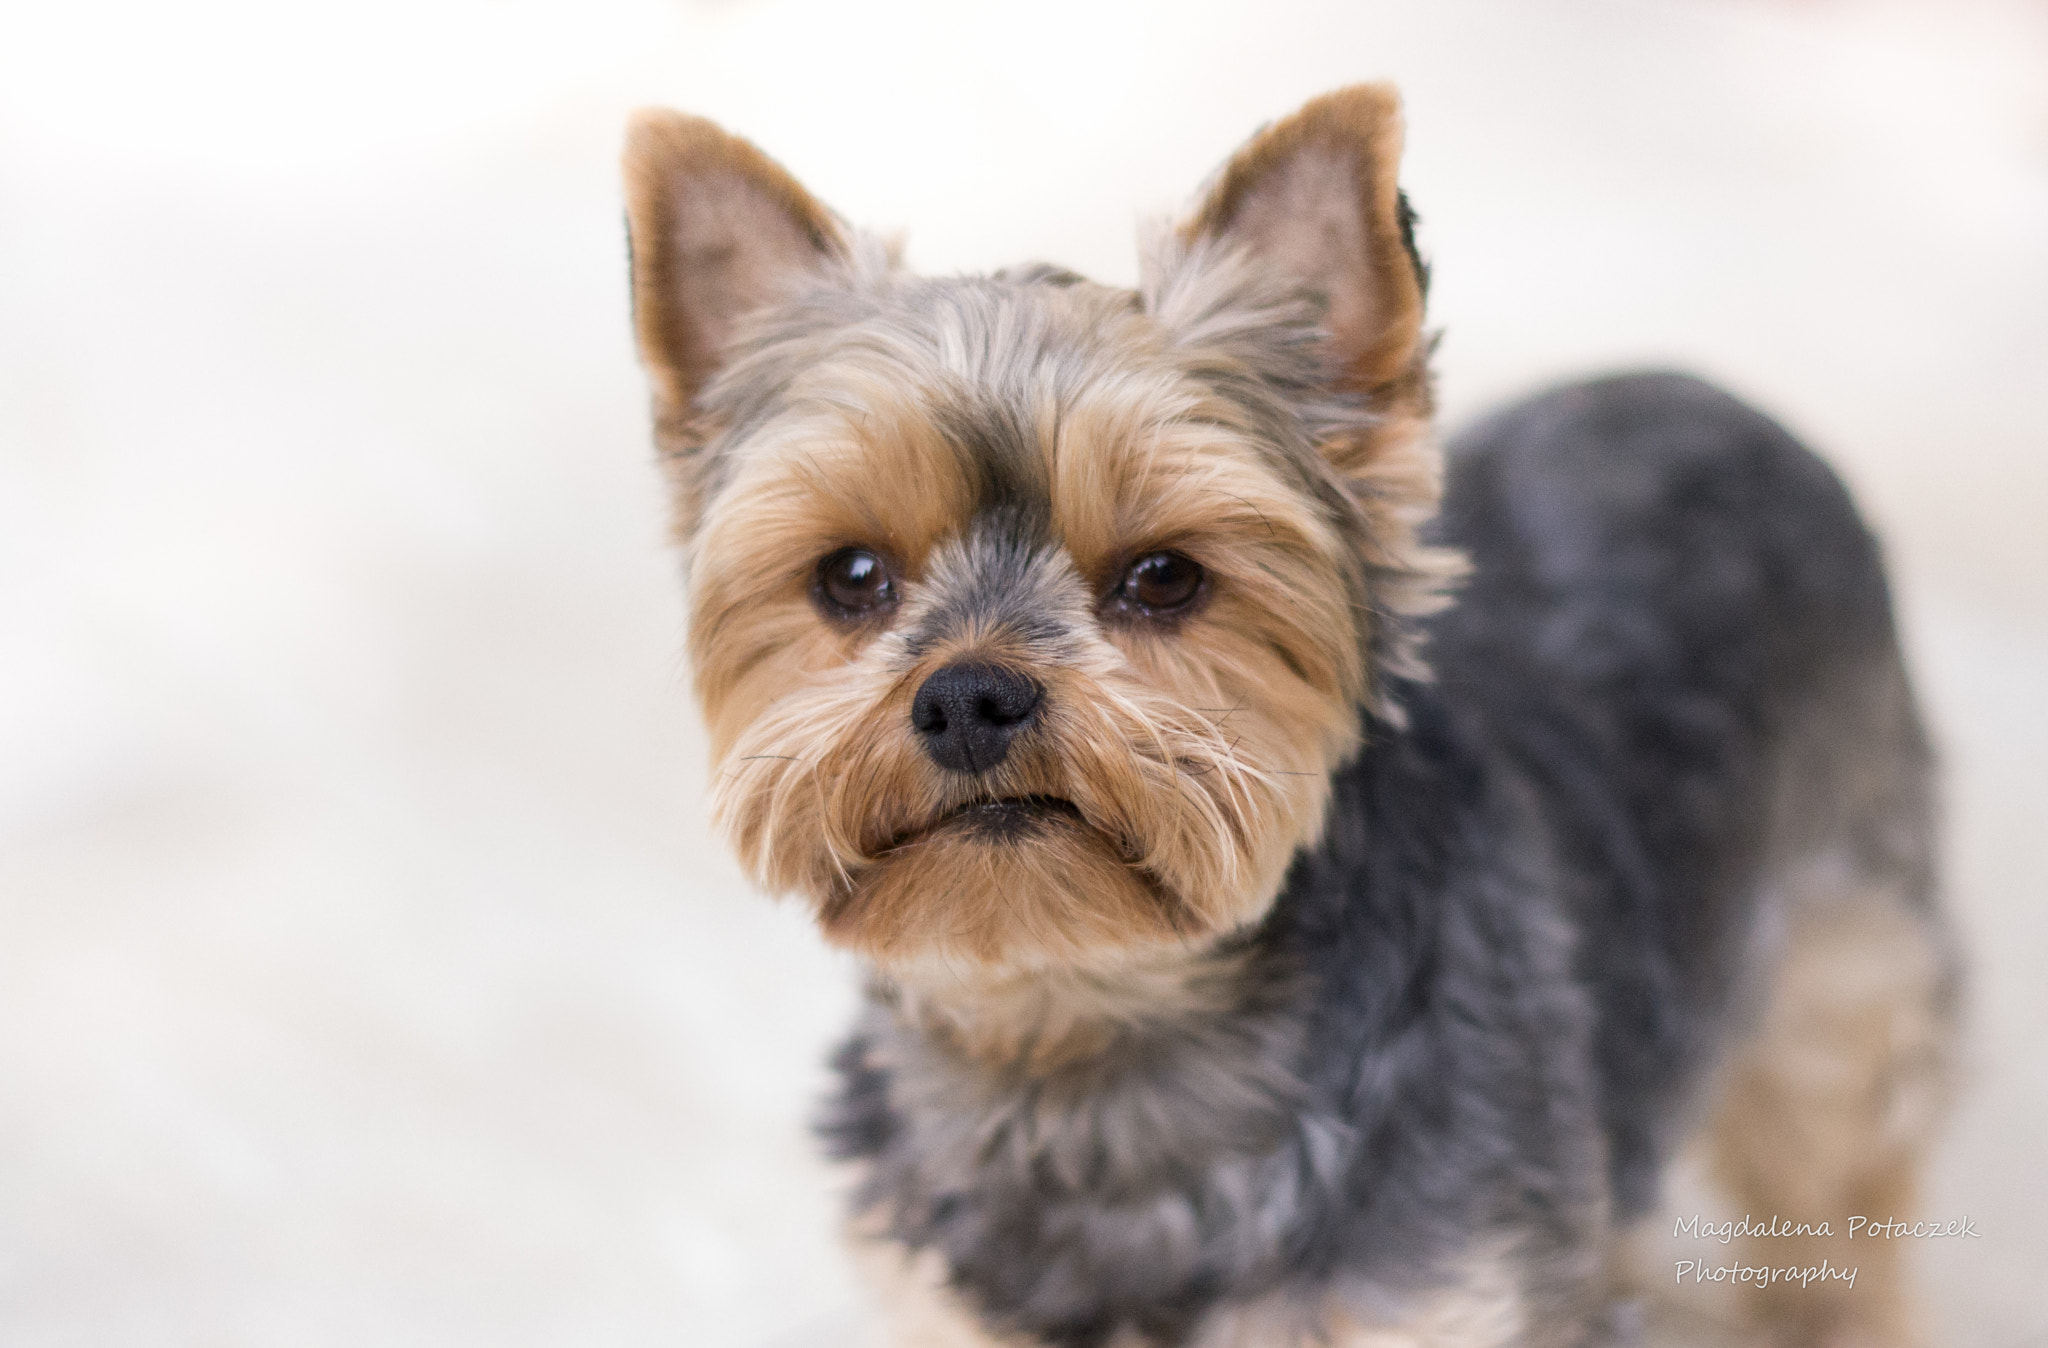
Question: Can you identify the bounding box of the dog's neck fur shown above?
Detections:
[873,937,1265,1076]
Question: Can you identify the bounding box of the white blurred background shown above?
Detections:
[1,1,2044,1344]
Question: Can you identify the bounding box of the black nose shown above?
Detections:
[910,662,1042,775]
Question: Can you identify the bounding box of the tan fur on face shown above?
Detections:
[625,88,1456,981]
[704,487,1349,972]
[686,394,984,738]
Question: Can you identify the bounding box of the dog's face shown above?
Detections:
[624,87,1450,976]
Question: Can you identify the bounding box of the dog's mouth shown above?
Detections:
[875,794,1141,856]
[937,795,1086,841]
[824,790,1183,965]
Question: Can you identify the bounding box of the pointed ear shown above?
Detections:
[622,110,846,441]
[1184,84,1428,400]
[1182,87,1457,701]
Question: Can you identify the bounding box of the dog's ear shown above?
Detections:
[622,110,846,441]
[1185,84,1427,401]
[1181,86,1456,687]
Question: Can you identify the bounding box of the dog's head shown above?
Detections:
[623,87,1453,977]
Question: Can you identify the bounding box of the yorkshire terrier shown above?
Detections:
[620,86,1956,1348]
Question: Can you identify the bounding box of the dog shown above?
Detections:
[619,85,1957,1348]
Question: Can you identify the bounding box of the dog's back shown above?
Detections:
[1433,371,1956,1343]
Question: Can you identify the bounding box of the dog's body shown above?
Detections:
[824,372,1953,1348]
[620,88,1954,1347]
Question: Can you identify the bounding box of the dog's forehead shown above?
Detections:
[791,268,1154,510]
[703,268,1338,584]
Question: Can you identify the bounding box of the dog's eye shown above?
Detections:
[1117,551,1205,616]
[815,547,896,618]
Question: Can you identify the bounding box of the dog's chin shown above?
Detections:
[815,797,1185,969]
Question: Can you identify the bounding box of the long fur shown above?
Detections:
[619,87,1957,1347]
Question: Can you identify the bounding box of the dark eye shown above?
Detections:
[815,547,896,619]
[1117,551,1205,616]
